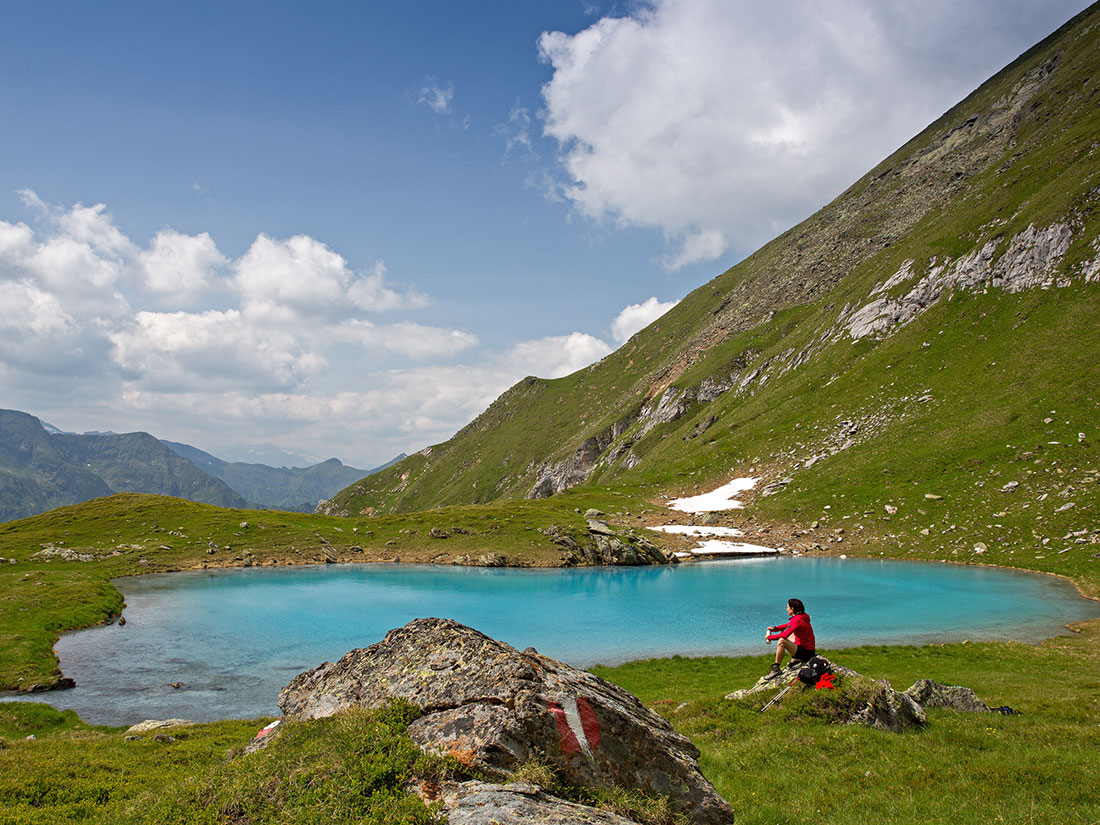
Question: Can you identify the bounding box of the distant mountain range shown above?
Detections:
[0,409,401,522]
[161,441,402,513]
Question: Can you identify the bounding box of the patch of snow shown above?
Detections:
[667,477,758,512]
[690,540,780,556]
[649,525,744,537]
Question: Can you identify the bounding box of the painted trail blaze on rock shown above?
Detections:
[547,695,601,759]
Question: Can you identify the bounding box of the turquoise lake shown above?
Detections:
[14,557,1099,725]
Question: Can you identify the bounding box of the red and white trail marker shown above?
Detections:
[547,695,601,762]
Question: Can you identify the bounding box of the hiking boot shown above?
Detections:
[766,663,782,679]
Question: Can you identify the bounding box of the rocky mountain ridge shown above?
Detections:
[162,440,394,513]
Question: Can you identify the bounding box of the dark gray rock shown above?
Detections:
[280,618,733,825]
[848,680,927,732]
[587,519,616,536]
[543,524,673,567]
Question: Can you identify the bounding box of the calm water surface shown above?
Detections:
[12,557,1099,725]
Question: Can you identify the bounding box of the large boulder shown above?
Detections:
[279,617,734,825]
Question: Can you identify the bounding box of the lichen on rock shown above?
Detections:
[279,617,734,825]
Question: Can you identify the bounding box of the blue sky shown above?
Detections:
[0,0,1091,467]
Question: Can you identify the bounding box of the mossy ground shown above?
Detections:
[0,701,458,825]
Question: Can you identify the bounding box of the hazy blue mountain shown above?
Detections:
[216,443,318,468]
[161,441,403,512]
[0,409,246,522]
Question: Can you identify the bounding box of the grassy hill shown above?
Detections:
[321,4,1100,584]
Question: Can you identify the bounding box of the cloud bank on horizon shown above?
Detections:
[0,0,1087,466]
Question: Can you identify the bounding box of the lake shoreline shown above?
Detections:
[9,514,1099,698]
[12,552,1095,726]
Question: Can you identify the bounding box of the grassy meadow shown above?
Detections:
[0,456,1095,824]
[1,616,1097,824]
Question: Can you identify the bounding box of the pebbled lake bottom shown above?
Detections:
[9,557,1099,725]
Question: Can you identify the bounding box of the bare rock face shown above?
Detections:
[279,618,734,825]
[847,679,927,732]
[542,523,673,567]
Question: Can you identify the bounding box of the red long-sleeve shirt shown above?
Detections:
[766,613,815,650]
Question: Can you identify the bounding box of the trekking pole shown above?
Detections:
[759,683,793,713]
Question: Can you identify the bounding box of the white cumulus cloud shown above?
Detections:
[110,309,324,391]
[234,234,425,323]
[334,320,478,359]
[503,331,612,379]
[138,229,226,302]
[538,0,1086,268]
[611,296,679,343]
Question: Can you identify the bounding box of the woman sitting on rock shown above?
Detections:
[765,598,816,678]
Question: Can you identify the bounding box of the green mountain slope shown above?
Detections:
[0,411,247,521]
[162,441,392,512]
[325,6,1100,565]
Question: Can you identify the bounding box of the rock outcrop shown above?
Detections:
[842,221,1078,341]
[124,719,192,734]
[279,618,734,825]
[726,659,993,733]
[904,678,990,713]
[541,523,674,566]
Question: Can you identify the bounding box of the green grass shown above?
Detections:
[0,701,457,825]
[317,7,1100,595]
[593,619,1100,825]
[3,623,1097,824]
[1,8,1099,822]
